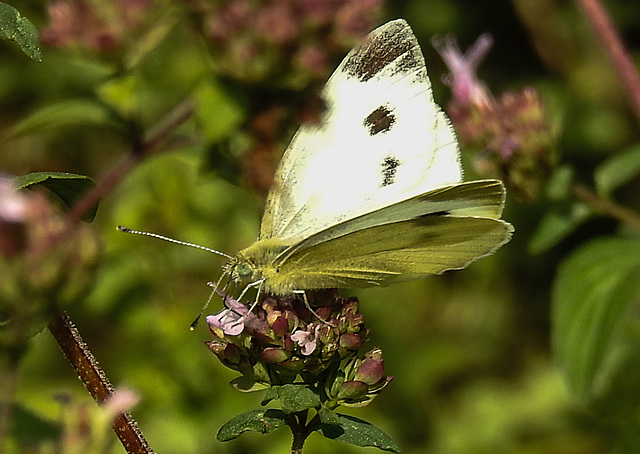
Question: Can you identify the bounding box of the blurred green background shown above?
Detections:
[2,0,640,453]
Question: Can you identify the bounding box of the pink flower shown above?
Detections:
[433,34,494,108]
[0,176,28,223]
[291,324,321,355]
[206,300,248,336]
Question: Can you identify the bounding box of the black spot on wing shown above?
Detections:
[381,156,400,187]
[364,106,396,135]
[343,21,422,82]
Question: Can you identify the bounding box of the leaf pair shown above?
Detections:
[217,384,399,452]
[530,145,640,254]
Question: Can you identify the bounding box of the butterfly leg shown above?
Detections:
[292,290,335,327]
[243,279,265,314]
[236,278,264,305]
[225,279,265,331]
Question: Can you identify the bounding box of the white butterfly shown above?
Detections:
[220,19,513,301]
[120,19,512,312]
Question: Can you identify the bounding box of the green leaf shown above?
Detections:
[261,387,279,405]
[217,409,287,441]
[317,406,340,425]
[528,203,592,254]
[124,17,177,69]
[96,76,140,120]
[13,172,98,222]
[595,145,640,196]
[552,237,640,402]
[230,376,270,393]
[267,384,321,414]
[10,99,124,137]
[546,165,575,201]
[11,404,61,445]
[315,414,400,452]
[193,79,246,143]
[0,3,41,61]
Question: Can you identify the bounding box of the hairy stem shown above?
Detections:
[576,0,640,124]
[48,313,154,454]
[45,100,195,453]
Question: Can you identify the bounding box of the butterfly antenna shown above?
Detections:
[190,284,218,331]
[117,226,232,259]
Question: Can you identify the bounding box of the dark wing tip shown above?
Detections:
[342,19,423,82]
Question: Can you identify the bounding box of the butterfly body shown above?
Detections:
[221,19,513,300]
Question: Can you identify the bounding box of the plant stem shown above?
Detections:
[48,313,154,454]
[0,354,20,451]
[64,99,195,225]
[572,183,640,231]
[289,411,309,454]
[575,0,640,125]
[43,99,195,453]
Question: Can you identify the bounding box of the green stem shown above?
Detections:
[289,411,309,454]
[0,353,20,450]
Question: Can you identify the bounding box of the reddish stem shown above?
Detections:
[576,0,640,124]
[48,313,154,453]
[64,100,195,225]
[48,99,195,453]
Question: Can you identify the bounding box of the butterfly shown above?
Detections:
[217,19,513,304]
[120,19,513,315]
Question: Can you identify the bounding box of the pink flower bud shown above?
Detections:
[260,347,290,363]
[339,333,364,350]
[354,358,385,385]
[337,381,368,401]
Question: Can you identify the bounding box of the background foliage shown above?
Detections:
[2,0,640,453]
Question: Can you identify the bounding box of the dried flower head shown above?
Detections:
[41,0,150,51]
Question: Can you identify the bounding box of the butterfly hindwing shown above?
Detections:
[274,180,508,264]
[262,215,511,293]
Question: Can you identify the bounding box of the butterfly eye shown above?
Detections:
[236,263,253,278]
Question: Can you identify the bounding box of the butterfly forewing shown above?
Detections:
[231,19,513,297]
[259,19,462,243]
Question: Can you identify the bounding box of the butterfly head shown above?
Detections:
[228,259,254,284]
[224,254,264,290]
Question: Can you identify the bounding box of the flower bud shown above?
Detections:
[260,347,290,363]
[205,340,226,357]
[224,343,242,364]
[205,294,391,409]
[337,381,368,401]
[270,316,289,336]
[354,358,384,385]
[339,333,364,350]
